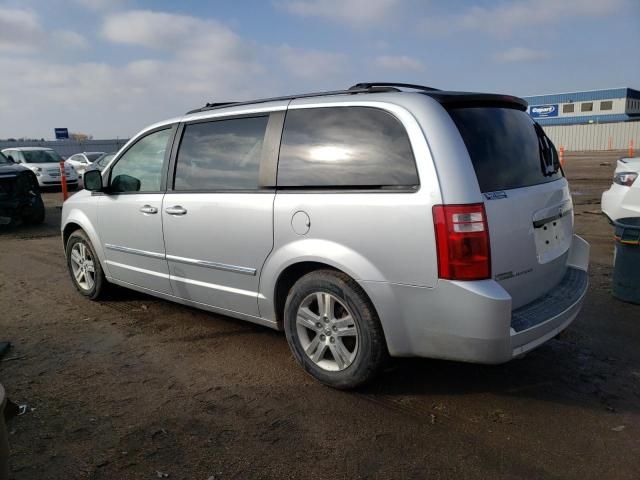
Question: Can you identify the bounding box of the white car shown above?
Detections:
[1,147,79,189]
[66,152,105,178]
[601,157,640,221]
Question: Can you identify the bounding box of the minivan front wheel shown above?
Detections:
[284,270,387,389]
[66,230,107,300]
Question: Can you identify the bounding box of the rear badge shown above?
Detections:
[495,268,533,281]
[484,191,507,200]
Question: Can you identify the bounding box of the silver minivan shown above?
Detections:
[62,83,590,389]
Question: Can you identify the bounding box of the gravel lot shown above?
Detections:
[1,151,639,479]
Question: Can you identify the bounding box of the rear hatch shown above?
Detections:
[447,105,570,309]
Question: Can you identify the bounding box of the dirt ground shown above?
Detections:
[1,150,639,479]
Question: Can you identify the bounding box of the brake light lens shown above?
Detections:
[433,203,491,280]
[613,172,638,187]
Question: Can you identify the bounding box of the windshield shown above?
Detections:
[22,149,63,164]
[86,153,104,162]
[96,153,115,166]
[447,107,563,192]
[0,151,8,165]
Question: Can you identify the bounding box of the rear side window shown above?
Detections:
[448,107,562,193]
[277,107,419,188]
[174,116,268,191]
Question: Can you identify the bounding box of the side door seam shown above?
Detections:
[256,103,290,318]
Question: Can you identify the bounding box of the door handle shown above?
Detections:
[139,205,158,214]
[165,205,187,216]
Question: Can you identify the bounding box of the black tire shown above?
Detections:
[65,229,108,300]
[21,197,45,225]
[284,269,387,389]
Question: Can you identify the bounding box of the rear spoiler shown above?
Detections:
[423,92,528,111]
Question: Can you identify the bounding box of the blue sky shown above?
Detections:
[1,0,638,139]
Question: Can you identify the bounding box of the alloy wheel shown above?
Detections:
[70,241,96,291]
[295,292,359,371]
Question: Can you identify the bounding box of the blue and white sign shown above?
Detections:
[529,104,558,118]
[54,128,69,140]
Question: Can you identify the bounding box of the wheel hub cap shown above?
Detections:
[70,241,95,291]
[295,292,359,372]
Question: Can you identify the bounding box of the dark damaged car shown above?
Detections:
[0,151,45,226]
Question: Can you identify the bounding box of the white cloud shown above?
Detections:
[0,9,355,138]
[422,0,628,36]
[276,0,401,27]
[0,7,44,52]
[0,6,87,53]
[493,47,550,63]
[374,55,424,71]
[102,10,255,71]
[103,10,238,51]
[73,0,127,10]
[52,31,89,50]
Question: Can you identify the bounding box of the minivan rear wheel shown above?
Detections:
[284,270,387,389]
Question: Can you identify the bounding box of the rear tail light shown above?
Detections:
[613,172,638,187]
[433,203,491,280]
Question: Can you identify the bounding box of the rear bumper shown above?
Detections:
[363,234,590,363]
[602,183,640,221]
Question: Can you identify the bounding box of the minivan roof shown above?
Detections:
[186,82,528,115]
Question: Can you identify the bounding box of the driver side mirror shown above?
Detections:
[83,169,103,192]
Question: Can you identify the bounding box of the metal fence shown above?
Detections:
[0,139,129,158]
[543,121,640,152]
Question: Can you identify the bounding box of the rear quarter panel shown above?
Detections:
[258,96,446,322]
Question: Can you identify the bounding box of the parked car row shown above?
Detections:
[0,150,45,225]
[0,147,117,188]
[1,147,79,189]
[0,147,115,226]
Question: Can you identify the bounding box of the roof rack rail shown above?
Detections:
[186,85,400,114]
[349,82,440,92]
[203,102,237,109]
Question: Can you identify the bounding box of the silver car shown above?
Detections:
[62,82,590,388]
[66,152,106,180]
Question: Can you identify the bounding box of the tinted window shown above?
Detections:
[581,102,593,112]
[174,116,268,191]
[110,128,171,193]
[448,107,562,193]
[600,100,613,111]
[562,104,574,113]
[277,107,418,188]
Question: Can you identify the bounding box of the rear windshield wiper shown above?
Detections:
[534,123,560,177]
